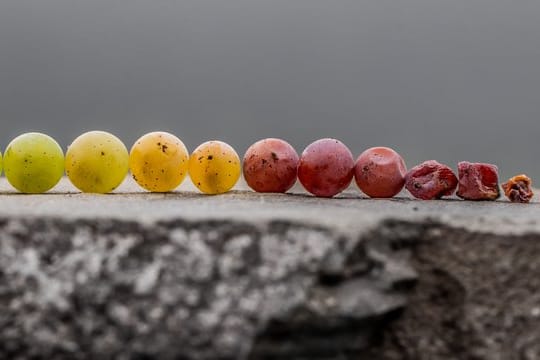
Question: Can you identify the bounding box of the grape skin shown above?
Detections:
[189,141,241,194]
[3,132,65,193]
[243,138,299,193]
[297,138,354,198]
[65,131,129,193]
[354,147,407,198]
[129,132,189,192]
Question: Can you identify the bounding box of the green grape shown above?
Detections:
[65,131,129,193]
[3,132,65,193]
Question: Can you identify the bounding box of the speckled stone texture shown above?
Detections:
[0,218,414,359]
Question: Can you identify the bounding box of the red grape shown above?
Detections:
[405,160,458,200]
[298,138,354,197]
[456,161,500,200]
[354,147,407,198]
[243,138,299,193]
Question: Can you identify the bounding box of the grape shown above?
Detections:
[405,160,458,200]
[456,161,500,200]
[243,138,299,193]
[0,150,3,176]
[65,131,129,193]
[354,147,407,198]
[297,138,354,197]
[129,132,189,192]
[3,132,64,193]
[189,140,241,194]
[502,174,533,203]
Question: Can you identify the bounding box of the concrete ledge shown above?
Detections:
[0,178,539,359]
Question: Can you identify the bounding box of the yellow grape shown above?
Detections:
[129,131,189,192]
[3,132,64,193]
[189,140,241,194]
[66,131,129,193]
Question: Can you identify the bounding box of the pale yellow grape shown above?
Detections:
[189,141,241,194]
[3,132,64,193]
[66,131,129,193]
[129,131,189,192]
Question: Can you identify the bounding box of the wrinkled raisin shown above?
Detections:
[502,174,534,203]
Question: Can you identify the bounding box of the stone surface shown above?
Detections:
[0,178,539,359]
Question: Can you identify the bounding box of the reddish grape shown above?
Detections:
[243,138,299,193]
[405,160,458,200]
[297,138,354,197]
[502,174,534,203]
[456,161,500,200]
[354,147,407,198]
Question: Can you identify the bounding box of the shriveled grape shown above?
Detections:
[3,132,64,193]
[456,161,500,200]
[189,140,241,194]
[354,147,407,198]
[297,138,354,197]
[129,132,189,192]
[243,138,299,193]
[405,160,458,200]
[65,131,129,193]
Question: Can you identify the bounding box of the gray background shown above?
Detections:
[0,0,539,180]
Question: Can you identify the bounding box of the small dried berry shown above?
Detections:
[405,160,458,200]
[456,161,500,200]
[502,174,534,203]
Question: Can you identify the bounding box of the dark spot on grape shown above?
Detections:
[262,159,267,164]
[161,144,168,153]
[101,152,105,156]
[207,155,213,160]
[271,152,279,161]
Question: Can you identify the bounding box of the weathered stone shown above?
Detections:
[0,178,539,359]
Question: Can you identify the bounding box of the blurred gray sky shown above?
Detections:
[1,0,539,180]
